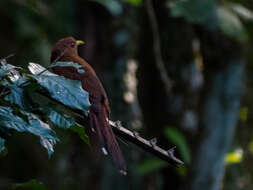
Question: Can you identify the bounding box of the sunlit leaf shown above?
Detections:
[0,63,20,79]
[53,62,85,74]
[40,137,57,157]
[138,159,167,175]
[28,62,57,76]
[165,127,191,164]
[11,179,50,190]
[225,149,243,164]
[239,107,248,121]
[28,62,85,75]
[27,63,90,116]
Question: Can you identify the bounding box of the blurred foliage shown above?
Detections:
[91,0,123,16]
[225,149,243,165]
[0,0,253,189]
[123,0,142,6]
[11,179,50,190]
[0,0,75,66]
[176,165,187,177]
[168,0,217,24]
[168,0,253,41]
[239,107,248,121]
[164,127,191,164]
[137,159,167,175]
[90,0,142,16]
[248,140,253,154]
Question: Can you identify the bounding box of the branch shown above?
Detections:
[109,120,184,166]
[35,88,184,166]
[0,81,183,166]
[145,0,172,95]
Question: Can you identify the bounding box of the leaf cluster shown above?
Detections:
[0,59,90,157]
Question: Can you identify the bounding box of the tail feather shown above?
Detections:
[89,108,127,174]
[89,112,106,151]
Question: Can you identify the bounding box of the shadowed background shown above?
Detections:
[0,0,253,190]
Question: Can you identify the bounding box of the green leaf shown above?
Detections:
[168,0,217,24]
[165,127,191,164]
[217,6,247,41]
[0,63,20,79]
[47,108,75,129]
[138,159,167,175]
[11,179,50,190]
[28,72,90,116]
[70,124,90,145]
[0,137,5,153]
[4,84,27,109]
[43,108,89,145]
[0,106,58,155]
[124,0,142,6]
[28,62,57,76]
[91,0,123,16]
[1,64,33,109]
[239,106,248,121]
[40,137,57,157]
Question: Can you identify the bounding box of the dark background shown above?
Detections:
[0,0,253,190]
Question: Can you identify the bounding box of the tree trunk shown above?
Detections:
[185,30,244,190]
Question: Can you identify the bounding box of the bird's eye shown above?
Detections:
[71,42,75,48]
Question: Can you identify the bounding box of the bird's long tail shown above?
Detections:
[89,108,127,175]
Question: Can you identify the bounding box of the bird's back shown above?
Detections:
[51,54,110,115]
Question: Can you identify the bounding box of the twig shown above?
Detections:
[145,0,172,95]
[36,49,66,76]
[0,54,15,64]
[19,50,66,88]
[110,120,184,165]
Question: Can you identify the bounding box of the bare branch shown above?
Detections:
[36,49,66,76]
[0,54,15,64]
[110,120,184,166]
[145,0,172,95]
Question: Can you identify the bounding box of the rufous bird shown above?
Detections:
[50,36,126,175]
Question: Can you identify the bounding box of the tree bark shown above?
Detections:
[186,30,245,190]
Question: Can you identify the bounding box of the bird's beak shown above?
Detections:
[76,40,85,46]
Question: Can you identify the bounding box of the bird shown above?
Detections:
[50,36,127,175]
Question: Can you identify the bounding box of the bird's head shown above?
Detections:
[51,36,84,63]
